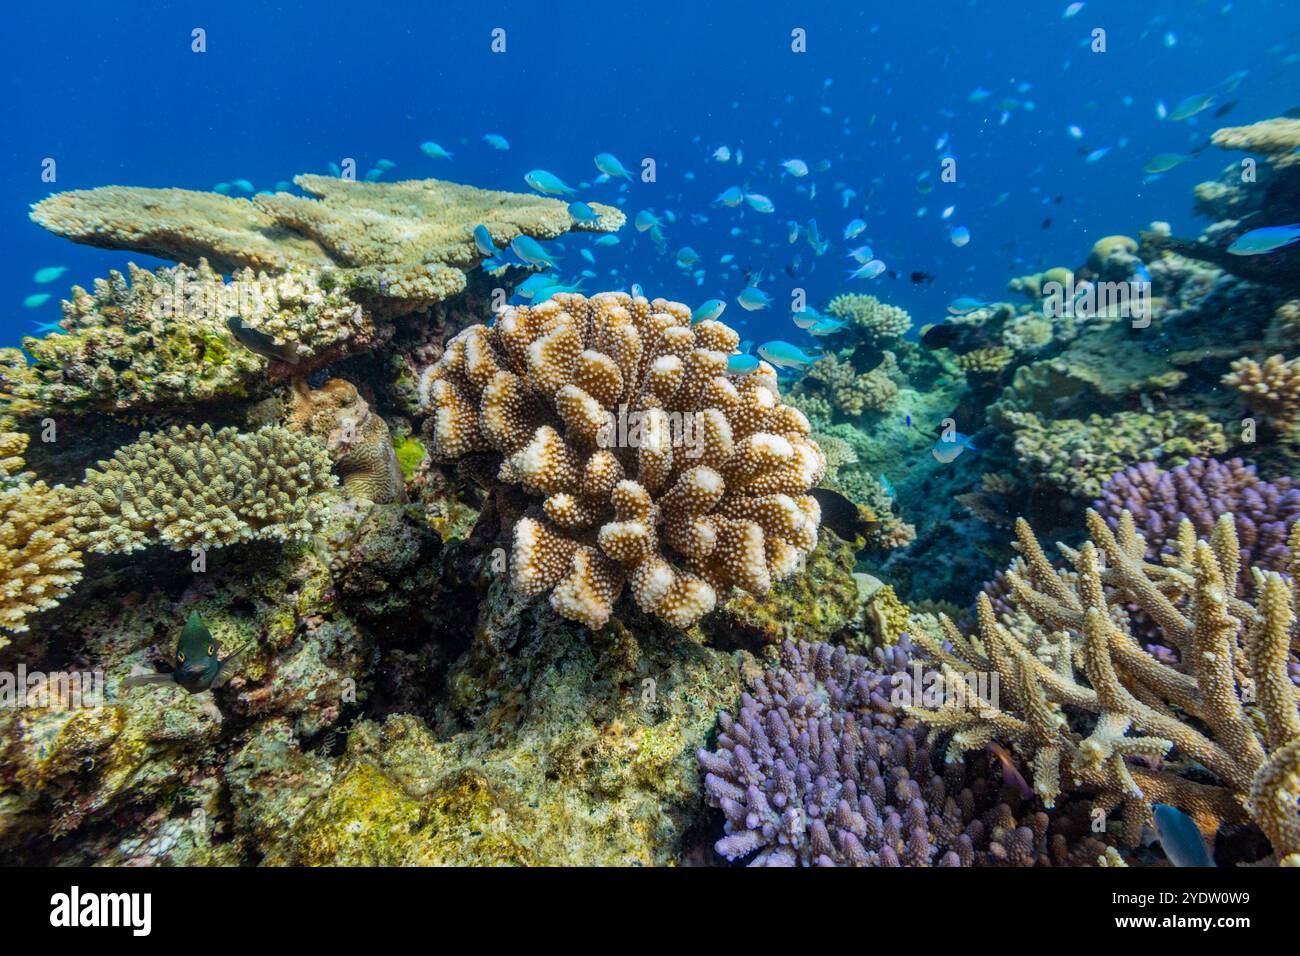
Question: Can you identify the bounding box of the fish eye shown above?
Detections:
[178,652,185,663]
[207,645,215,656]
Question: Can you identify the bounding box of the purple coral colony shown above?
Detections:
[1,3,1299,888]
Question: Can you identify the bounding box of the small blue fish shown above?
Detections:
[568,201,602,224]
[676,247,700,267]
[780,159,809,177]
[594,152,633,179]
[524,169,575,196]
[737,285,773,311]
[473,224,501,258]
[634,210,663,232]
[515,274,561,299]
[1168,93,1214,122]
[726,354,761,374]
[594,235,620,247]
[1227,224,1300,256]
[848,259,886,280]
[847,245,874,263]
[375,159,397,171]
[844,218,867,240]
[879,474,897,498]
[1152,804,1215,867]
[532,279,585,303]
[692,299,727,324]
[791,308,822,330]
[510,235,559,268]
[1084,147,1111,163]
[948,296,989,315]
[714,186,745,207]
[420,141,454,160]
[580,248,596,264]
[483,133,510,150]
[808,317,849,336]
[23,293,51,309]
[757,340,820,368]
[230,179,255,193]
[933,432,978,464]
[949,225,971,247]
[905,415,912,429]
[744,193,775,214]
[33,266,67,284]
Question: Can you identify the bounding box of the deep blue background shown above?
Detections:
[4,0,1299,349]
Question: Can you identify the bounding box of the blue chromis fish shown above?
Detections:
[532,279,585,303]
[227,316,300,364]
[594,235,620,247]
[744,193,775,213]
[580,248,596,264]
[634,210,663,232]
[122,611,245,694]
[33,266,67,284]
[593,152,633,179]
[524,169,575,196]
[1227,224,1300,256]
[567,201,602,224]
[1152,804,1215,867]
[791,308,822,329]
[714,186,745,207]
[23,293,52,309]
[879,474,897,498]
[949,225,971,247]
[933,432,978,464]
[726,353,761,374]
[515,274,561,299]
[691,299,726,324]
[780,159,809,177]
[737,285,773,311]
[844,218,867,240]
[420,141,454,160]
[808,317,849,336]
[483,133,510,150]
[510,235,559,267]
[757,340,820,368]
[1143,153,1190,174]
[675,246,700,267]
[1168,93,1214,122]
[473,224,501,257]
[948,296,990,315]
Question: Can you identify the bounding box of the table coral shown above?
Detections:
[908,509,1300,860]
[30,176,623,310]
[72,423,335,553]
[697,639,1113,865]
[421,291,825,629]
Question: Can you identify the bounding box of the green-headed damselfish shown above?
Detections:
[122,611,246,694]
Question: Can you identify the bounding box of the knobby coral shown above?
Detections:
[72,423,335,553]
[697,640,1113,866]
[1223,354,1300,432]
[0,479,82,641]
[825,293,912,344]
[908,510,1300,862]
[421,291,825,629]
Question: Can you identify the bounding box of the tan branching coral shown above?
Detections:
[0,417,29,480]
[1212,118,1300,170]
[799,353,897,417]
[421,291,825,629]
[826,293,912,343]
[288,379,406,504]
[0,480,82,641]
[908,510,1300,859]
[8,261,380,415]
[1223,354,1300,431]
[71,423,335,553]
[955,346,1015,374]
[31,176,623,309]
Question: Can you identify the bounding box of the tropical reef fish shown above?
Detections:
[932,431,978,464]
[567,201,601,224]
[634,210,663,232]
[808,317,849,336]
[122,611,245,695]
[532,279,585,303]
[227,316,300,364]
[744,193,775,213]
[33,266,67,283]
[1143,153,1190,174]
[712,145,731,162]
[594,235,620,247]
[1168,93,1214,122]
[848,259,887,280]
[419,141,454,160]
[675,246,700,267]
[691,299,726,324]
[524,169,575,196]
[483,133,510,150]
[949,226,971,247]
[594,152,633,179]
[809,487,875,542]
[1227,224,1300,255]
[23,293,51,309]
[473,224,501,257]
[947,296,990,315]
[1152,804,1215,867]
[515,274,561,299]
[985,742,1034,801]
[726,353,760,374]
[844,219,867,239]
[737,285,773,311]
[757,340,819,368]
[510,235,559,268]
[780,159,809,177]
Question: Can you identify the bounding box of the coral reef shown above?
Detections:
[71,423,335,553]
[825,293,912,344]
[0,478,81,641]
[697,639,1112,865]
[1212,117,1300,170]
[421,291,825,629]
[795,352,898,417]
[908,510,1300,860]
[30,176,623,310]
[287,379,406,503]
[1223,354,1300,432]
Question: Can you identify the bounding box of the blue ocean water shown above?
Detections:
[4,0,1299,348]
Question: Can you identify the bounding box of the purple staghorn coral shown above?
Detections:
[1094,457,1300,590]
[696,639,1110,866]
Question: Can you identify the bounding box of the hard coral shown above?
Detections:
[288,379,406,504]
[908,510,1300,861]
[826,293,912,344]
[1223,354,1300,432]
[421,291,824,629]
[0,479,82,641]
[72,423,335,553]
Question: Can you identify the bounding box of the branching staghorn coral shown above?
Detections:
[0,479,82,641]
[421,291,825,629]
[908,510,1300,860]
[1223,354,1300,432]
[697,639,1113,866]
[31,176,623,310]
[72,423,335,553]
[954,346,1015,375]
[826,293,912,344]
[288,379,406,504]
[8,261,379,416]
